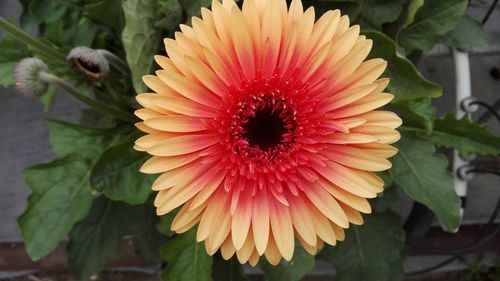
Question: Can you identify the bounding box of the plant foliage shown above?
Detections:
[0,0,499,280]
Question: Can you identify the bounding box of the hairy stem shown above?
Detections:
[39,72,135,122]
[0,17,66,63]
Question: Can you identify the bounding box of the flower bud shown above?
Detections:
[14,58,49,99]
[67,46,110,81]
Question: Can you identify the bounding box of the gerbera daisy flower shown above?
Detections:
[134,0,401,266]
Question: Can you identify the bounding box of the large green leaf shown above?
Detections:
[370,185,400,213]
[46,119,128,160]
[68,197,137,281]
[396,98,437,134]
[18,156,94,261]
[84,0,124,31]
[156,0,183,30]
[121,0,160,94]
[319,211,405,281]
[132,200,167,264]
[122,0,182,94]
[160,230,213,281]
[365,31,442,101]
[397,0,467,53]
[259,244,315,281]
[389,131,461,231]
[29,0,67,23]
[438,15,488,48]
[356,0,404,30]
[0,34,31,87]
[18,121,132,261]
[90,140,154,205]
[425,114,500,156]
[212,256,250,281]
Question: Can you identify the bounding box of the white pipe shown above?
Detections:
[451,49,472,231]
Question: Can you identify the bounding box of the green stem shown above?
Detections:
[39,72,135,122]
[0,17,66,63]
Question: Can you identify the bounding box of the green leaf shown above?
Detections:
[370,186,400,213]
[46,119,128,160]
[160,230,213,281]
[426,114,500,156]
[319,211,405,281]
[438,15,488,48]
[132,200,167,264]
[0,62,17,87]
[365,31,442,101]
[156,210,179,236]
[397,0,467,53]
[68,197,137,281]
[90,139,154,205]
[259,244,315,281]
[19,0,41,31]
[156,0,183,31]
[356,0,404,30]
[84,0,125,31]
[389,131,461,231]
[29,0,67,23]
[79,109,116,128]
[396,98,437,133]
[39,85,57,111]
[18,156,94,261]
[122,0,165,94]
[401,0,424,28]
[212,256,249,281]
[66,18,98,47]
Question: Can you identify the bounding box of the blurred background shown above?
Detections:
[1,0,499,280]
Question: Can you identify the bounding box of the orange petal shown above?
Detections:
[140,153,201,174]
[232,189,253,250]
[147,134,219,157]
[323,145,392,171]
[317,178,371,214]
[313,161,377,198]
[148,95,217,118]
[252,188,270,255]
[351,125,401,144]
[302,183,349,228]
[287,193,317,246]
[144,116,207,133]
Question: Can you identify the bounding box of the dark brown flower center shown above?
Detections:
[226,90,298,159]
[243,106,287,151]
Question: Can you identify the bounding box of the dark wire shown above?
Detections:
[482,0,499,24]
[405,170,500,276]
[470,101,500,123]
[478,99,500,124]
